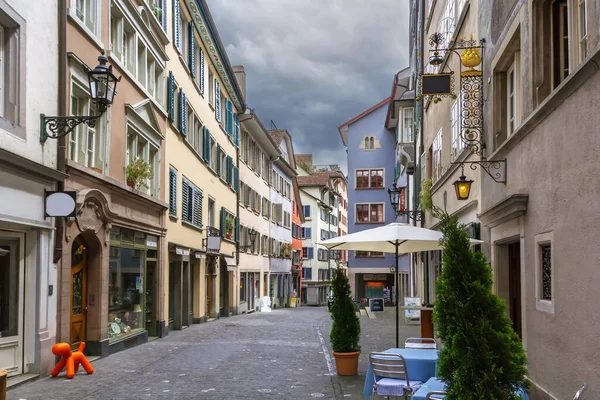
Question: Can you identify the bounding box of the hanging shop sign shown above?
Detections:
[44,190,77,217]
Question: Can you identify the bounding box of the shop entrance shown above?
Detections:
[0,233,24,376]
[70,236,88,349]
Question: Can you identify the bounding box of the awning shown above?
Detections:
[224,256,236,271]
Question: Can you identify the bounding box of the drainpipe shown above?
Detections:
[55,0,68,342]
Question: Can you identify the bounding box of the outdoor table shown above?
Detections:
[362,348,439,400]
[412,377,529,400]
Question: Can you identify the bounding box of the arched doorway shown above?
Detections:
[70,236,88,348]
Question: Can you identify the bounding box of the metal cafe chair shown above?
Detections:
[573,383,587,400]
[425,391,447,399]
[404,337,438,349]
[369,352,423,399]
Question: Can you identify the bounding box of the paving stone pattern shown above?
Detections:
[8,307,419,400]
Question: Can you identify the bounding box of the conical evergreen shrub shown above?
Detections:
[330,265,361,353]
[434,214,528,399]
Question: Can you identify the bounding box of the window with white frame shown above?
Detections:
[126,125,160,197]
[110,4,165,105]
[401,107,414,143]
[355,203,384,223]
[69,75,107,171]
[507,59,517,136]
[432,128,443,181]
[0,10,24,133]
[283,211,291,229]
[186,104,203,155]
[219,147,227,179]
[74,0,100,37]
[534,232,554,314]
[355,168,384,189]
[450,99,464,160]
[148,0,166,30]
[208,70,214,105]
[577,0,588,62]
[209,135,217,171]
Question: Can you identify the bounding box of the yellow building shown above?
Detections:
[163,0,245,332]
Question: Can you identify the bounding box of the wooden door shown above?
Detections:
[508,242,522,339]
[70,237,87,347]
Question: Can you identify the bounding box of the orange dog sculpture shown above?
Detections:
[51,342,94,379]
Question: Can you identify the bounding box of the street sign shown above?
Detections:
[369,298,385,312]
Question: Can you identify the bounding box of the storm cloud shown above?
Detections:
[210,0,410,173]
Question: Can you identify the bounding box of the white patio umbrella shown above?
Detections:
[320,222,483,347]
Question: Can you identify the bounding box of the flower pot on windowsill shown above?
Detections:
[226,233,232,240]
[127,180,136,188]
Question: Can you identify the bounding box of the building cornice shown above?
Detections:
[478,194,528,228]
[186,0,246,112]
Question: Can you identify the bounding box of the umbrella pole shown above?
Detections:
[395,241,399,348]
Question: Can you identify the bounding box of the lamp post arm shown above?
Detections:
[40,114,99,143]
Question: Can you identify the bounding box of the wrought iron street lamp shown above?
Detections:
[238,228,258,252]
[453,168,474,201]
[416,32,507,200]
[41,53,121,142]
[388,183,424,221]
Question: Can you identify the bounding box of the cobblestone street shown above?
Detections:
[8,306,419,400]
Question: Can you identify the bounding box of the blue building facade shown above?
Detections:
[338,98,410,303]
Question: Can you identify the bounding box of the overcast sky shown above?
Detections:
[210,0,410,174]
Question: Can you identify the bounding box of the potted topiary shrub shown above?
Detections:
[330,264,361,376]
[126,158,153,190]
[225,216,234,240]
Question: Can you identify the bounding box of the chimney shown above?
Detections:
[233,65,246,103]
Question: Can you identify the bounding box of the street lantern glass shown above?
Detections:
[453,175,474,200]
[249,228,257,246]
[87,54,121,112]
[387,185,400,212]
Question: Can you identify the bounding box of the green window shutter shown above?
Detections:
[225,99,233,136]
[167,71,174,122]
[192,188,202,227]
[169,168,177,216]
[198,191,203,227]
[202,127,209,162]
[173,0,181,53]
[178,90,187,136]
[215,80,221,121]
[220,207,226,237]
[235,216,240,242]
[182,179,190,222]
[161,0,167,29]
[226,156,233,185]
[188,23,195,77]
[199,48,205,94]
[234,114,240,147]
[216,145,221,177]
[233,166,239,193]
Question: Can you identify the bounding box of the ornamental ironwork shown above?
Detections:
[541,244,552,301]
[40,114,98,142]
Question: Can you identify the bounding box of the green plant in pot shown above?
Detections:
[126,158,153,190]
[225,216,234,239]
[330,263,361,376]
[150,4,162,21]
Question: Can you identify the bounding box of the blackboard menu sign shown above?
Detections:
[421,73,452,95]
[369,298,385,312]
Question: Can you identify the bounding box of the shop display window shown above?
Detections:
[108,247,145,340]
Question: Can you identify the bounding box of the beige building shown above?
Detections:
[58,0,169,356]
[164,0,245,327]
[417,0,483,302]
[478,0,600,398]
[238,106,279,313]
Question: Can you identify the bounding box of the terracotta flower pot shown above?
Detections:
[332,351,360,376]
[127,180,136,188]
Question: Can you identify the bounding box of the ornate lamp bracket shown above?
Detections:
[40,114,99,143]
[451,159,507,184]
[394,209,425,222]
